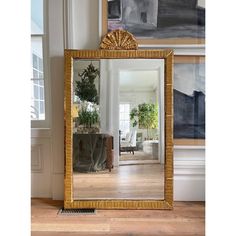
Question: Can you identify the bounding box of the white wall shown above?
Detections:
[67,0,100,49]
[31,0,205,201]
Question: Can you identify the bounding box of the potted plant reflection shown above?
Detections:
[74,62,100,133]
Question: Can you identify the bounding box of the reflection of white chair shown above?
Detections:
[120,130,137,155]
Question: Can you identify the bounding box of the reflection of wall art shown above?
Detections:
[102,0,205,45]
[173,56,205,145]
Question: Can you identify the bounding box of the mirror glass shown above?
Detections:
[72,58,165,200]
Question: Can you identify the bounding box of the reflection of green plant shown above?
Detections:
[130,103,158,139]
[75,63,100,104]
[77,102,99,128]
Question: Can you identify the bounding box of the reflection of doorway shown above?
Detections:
[118,70,160,166]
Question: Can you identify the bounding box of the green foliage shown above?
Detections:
[130,103,158,139]
[75,63,100,104]
[130,107,138,127]
[77,106,99,128]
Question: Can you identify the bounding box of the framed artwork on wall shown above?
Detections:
[173,56,205,146]
[102,0,205,45]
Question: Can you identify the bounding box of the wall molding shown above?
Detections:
[63,0,74,49]
[31,136,52,198]
[139,45,205,55]
[31,144,44,173]
[174,175,205,201]
[31,128,51,138]
[174,156,205,175]
[173,148,205,201]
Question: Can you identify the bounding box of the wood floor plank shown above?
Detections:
[31,199,205,235]
[73,164,164,199]
[32,223,110,232]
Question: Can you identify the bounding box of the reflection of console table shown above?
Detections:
[73,133,113,172]
[143,140,159,160]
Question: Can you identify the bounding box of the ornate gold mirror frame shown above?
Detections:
[64,30,173,209]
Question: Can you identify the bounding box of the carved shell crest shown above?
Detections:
[100,30,138,50]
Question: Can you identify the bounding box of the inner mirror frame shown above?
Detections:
[64,48,173,209]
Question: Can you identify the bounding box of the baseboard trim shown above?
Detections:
[174,175,205,201]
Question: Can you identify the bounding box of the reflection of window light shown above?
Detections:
[119,103,130,137]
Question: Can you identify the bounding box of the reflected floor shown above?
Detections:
[119,151,155,161]
[73,164,164,200]
[119,150,159,166]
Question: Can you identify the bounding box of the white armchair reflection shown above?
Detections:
[120,130,137,155]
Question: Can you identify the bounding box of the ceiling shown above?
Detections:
[119,70,159,92]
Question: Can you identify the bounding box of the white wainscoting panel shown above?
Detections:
[31,134,52,198]
[31,145,43,173]
[174,146,205,201]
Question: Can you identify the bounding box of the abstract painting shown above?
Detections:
[173,56,205,143]
[102,0,205,44]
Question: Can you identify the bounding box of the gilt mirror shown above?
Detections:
[64,30,173,209]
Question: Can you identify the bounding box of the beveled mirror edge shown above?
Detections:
[64,49,173,209]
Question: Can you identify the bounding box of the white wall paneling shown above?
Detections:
[63,0,74,49]
[48,0,65,199]
[174,146,205,201]
[31,131,52,198]
[69,0,100,49]
[31,0,67,200]
[31,145,43,172]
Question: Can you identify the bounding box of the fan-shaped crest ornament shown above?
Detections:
[100,30,138,50]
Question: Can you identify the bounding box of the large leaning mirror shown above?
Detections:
[64,30,173,209]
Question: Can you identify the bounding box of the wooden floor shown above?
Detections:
[73,164,164,200]
[31,198,205,236]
